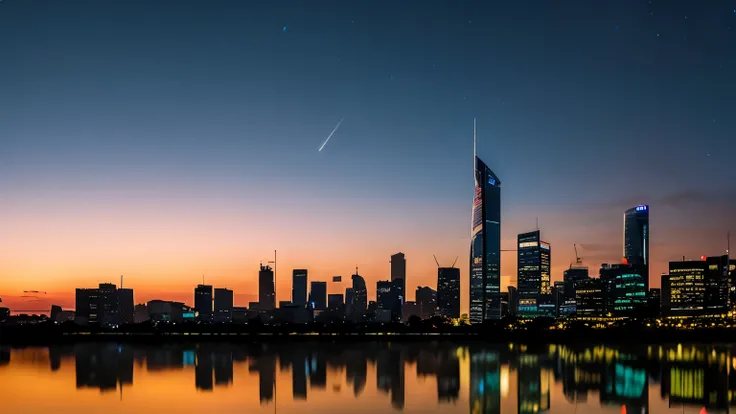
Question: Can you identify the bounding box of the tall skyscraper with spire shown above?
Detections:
[469,119,502,324]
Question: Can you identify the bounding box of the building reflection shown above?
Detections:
[26,342,736,412]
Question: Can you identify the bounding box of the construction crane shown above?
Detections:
[573,244,582,266]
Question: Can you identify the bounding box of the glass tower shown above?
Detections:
[470,155,501,323]
[624,205,649,288]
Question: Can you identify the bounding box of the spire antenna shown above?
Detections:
[473,118,477,161]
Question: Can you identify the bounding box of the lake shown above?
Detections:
[0,341,731,413]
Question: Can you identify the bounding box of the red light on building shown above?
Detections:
[622,258,629,265]
[701,256,707,261]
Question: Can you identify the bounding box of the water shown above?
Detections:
[0,341,732,413]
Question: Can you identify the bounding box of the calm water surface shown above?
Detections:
[0,341,733,413]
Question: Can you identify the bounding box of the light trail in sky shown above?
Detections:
[318,117,344,152]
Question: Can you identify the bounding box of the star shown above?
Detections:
[656,33,660,37]
[283,25,287,32]
[615,25,620,30]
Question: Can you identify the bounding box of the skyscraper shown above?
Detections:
[470,120,501,323]
[437,267,461,319]
[309,281,327,311]
[350,272,367,321]
[517,230,551,317]
[214,288,234,322]
[377,280,400,321]
[194,284,213,321]
[117,288,134,325]
[415,286,437,319]
[292,269,308,306]
[624,205,650,288]
[259,264,275,311]
[391,253,406,306]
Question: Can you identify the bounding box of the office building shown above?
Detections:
[706,255,730,313]
[350,272,367,321]
[648,288,661,317]
[470,128,502,323]
[600,263,647,316]
[563,266,589,299]
[259,264,275,311]
[624,205,649,288]
[117,288,134,325]
[75,283,129,327]
[517,230,551,317]
[391,252,406,307]
[575,278,604,318]
[662,260,709,317]
[214,288,234,323]
[402,301,421,322]
[309,281,327,311]
[147,300,192,323]
[328,294,344,312]
[437,267,460,319]
[415,286,437,319]
[292,269,308,306]
[377,280,400,322]
[134,304,148,323]
[194,284,213,321]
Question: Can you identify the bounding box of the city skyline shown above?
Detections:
[2,1,735,314]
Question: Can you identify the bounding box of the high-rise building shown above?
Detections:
[600,263,647,316]
[624,205,649,288]
[705,255,730,313]
[563,266,589,299]
[75,283,129,327]
[259,264,275,311]
[470,123,502,324]
[292,269,308,306]
[344,287,355,317]
[391,253,406,306]
[75,288,100,325]
[327,294,344,312]
[507,286,518,316]
[662,259,718,317]
[415,286,437,319]
[309,281,327,311]
[117,288,134,325]
[194,284,213,321]
[517,231,551,317]
[437,267,460,319]
[575,278,604,318]
[377,280,400,321]
[350,273,367,321]
[214,288,234,322]
[98,283,119,327]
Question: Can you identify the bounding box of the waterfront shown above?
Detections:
[0,342,734,413]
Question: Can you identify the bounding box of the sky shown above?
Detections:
[1,0,735,314]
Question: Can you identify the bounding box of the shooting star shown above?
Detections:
[318,117,344,152]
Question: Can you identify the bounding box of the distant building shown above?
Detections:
[470,144,502,323]
[350,272,367,319]
[214,288,234,323]
[647,288,661,317]
[259,264,275,311]
[50,305,74,323]
[563,266,589,300]
[507,286,518,316]
[552,281,565,318]
[344,288,355,317]
[232,307,248,324]
[134,304,148,323]
[600,263,647,316]
[624,205,649,288]
[75,283,129,327]
[309,281,327,311]
[517,230,551,318]
[415,286,437,319]
[292,269,308,306]
[148,300,192,323]
[662,260,708,317]
[194,284,213,321]
[705,255,730,314]
[575,278,604,318]
[402,301,421,322]
[327,294,344,313]
[391,253,406,308]
[118,288,134,325]
[437,267,460,319]
[377,280,400,322]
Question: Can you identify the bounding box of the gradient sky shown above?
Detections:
[1,0,735,313]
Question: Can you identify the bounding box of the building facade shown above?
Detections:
[575,278,604,318]
[259,264,275,311]
[624,205,649,288]
[390,253,406,308]
[194,284,213,321]
[517,231,551,317]
[214,288,234,322]
[437,267,460,319]
[350,273,367,321]
[415,286,437,319]
[309,281,327,311]
[600,263,647,316]
[469,154,501,323]
[292,269,308,306]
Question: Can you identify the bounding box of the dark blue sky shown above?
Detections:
[1,0,735,306]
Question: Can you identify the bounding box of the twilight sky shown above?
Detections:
[1,0,735,313]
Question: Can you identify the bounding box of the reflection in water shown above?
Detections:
[3,342,736,413]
